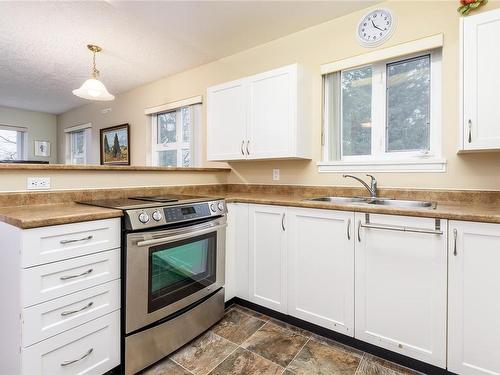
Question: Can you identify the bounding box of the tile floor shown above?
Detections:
[142,304,423,375]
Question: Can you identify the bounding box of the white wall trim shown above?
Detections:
[317,158,447,173]
[321,34,444,74]
[64,123,92,133]
[144,95,203,115]
[0,124,28,132]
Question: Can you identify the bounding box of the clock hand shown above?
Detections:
[371,20,384,31]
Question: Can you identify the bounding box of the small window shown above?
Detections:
[65,124,91,164]
[322,50,442,171]
[0,126,27,161]
[152,105,198,167]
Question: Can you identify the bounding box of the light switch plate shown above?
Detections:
[273,169,280,181]
[27,177,51,190]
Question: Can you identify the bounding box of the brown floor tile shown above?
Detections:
[141,359,191,375]
[213,308,266,344]
[169,331,237,375]
[287,338,361,375]
[269,318,312,338]
[241,322,308,367]
[208,347,284,375]
[310,333,364,358]
[359,354,422,375]
[232,305,271,321]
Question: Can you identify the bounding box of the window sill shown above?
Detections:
[317,158,447,173]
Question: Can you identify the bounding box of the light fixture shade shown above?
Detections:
[72,78,115,101]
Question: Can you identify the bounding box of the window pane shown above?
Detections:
[181,148,191,167]
[0,129,19,160]
[157,111,177,144]
[342,66,372,156]
[181,107,191,143]
[158,150,177,167]
[386,55,430,152]
[70,130,86,164]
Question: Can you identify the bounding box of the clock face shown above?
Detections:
[357,9,395,47]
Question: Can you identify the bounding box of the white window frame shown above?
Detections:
[320,41,445,172]
[0,125,27,161]
[64,123,92,165]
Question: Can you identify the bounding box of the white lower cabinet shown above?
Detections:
[448,220,500,375]
[354,213,447,368]
[287,207,354,335]
[248,204,287,313]
[22,310,120,375]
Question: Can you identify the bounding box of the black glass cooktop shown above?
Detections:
[78,194,219,210]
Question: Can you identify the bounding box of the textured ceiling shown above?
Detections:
[0,1,378,114]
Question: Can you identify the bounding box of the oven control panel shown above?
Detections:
[125,199,226,230]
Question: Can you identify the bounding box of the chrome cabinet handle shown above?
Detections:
[357,220,362,242]
[60,348,93,367]
[468,119,472,143]
[137,223,227,247]
[60,235,93,245]
[61,301,94,317]
[346,218,351,240]
[453,228,458,256]
[281,213,285,231]
[241,140,245,156]
[360,222,443,235]
[246,140,250,155]
[60,268,93,281]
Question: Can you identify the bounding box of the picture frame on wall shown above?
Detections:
[100,124,130,165]
[34,140,51,157]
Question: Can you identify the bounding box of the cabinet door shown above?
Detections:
[355,213,447,367]
[462,9,500,150]
[207,79,247,160]
[225,203,249,302]
[287,208,354,335]
[448,221,500,375]
[248,205,287,313]
[247,64,297,159]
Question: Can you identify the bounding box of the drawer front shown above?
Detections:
[21,218,120,268]
[22,279,120,347]
[22,311,120,375]
[22,249,120,307]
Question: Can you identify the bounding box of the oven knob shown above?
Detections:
[152,210,162,221]
[210,203,217,212]
[138,212,150,224]
[217,202,224,211]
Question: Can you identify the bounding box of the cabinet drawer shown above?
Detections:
[21,218,120,268]
[22,279,120,347]
[22,249,120,307]
[22,310,120,375]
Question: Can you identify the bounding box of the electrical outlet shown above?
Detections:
[27,177,51,190]
[272,169,280,181]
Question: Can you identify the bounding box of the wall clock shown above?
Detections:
[357,9,395,47]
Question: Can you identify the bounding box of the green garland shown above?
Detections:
[458,0,488,16]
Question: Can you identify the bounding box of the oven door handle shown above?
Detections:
[136,223,227,247]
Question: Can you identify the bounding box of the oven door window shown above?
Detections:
[148,232,217,313]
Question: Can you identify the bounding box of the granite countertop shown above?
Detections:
[0,203,123,229]
[1,191,499,229]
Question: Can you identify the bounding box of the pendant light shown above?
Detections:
[73,44,115,101]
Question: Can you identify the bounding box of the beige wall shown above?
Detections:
[0,106,57,163]
[58,1,500,191]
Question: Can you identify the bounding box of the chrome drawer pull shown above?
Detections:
[357,220,362,242]
[61,301,94,316]
[346,218,351,240]
[60,348,93,367]
[360,222,443,235]
[60,268,93,281]
[468,119,472,143]
[241,140,245,156]
[246,140,250,155]
[281,213,286,231]
[60,235,93,245]
[453,228,458,256]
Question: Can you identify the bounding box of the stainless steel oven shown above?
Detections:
[125,215,226,334]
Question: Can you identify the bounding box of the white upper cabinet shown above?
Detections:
[207,79,247,160]
[354,213,447,368]
[207,64,310,161]
[461,8,500,151]
[248,204,287,313]
[287,208,354,336]
[448,220,500,375]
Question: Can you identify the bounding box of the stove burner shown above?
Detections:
[130,196,179,203]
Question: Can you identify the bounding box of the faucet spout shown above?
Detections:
[343,174,378,199]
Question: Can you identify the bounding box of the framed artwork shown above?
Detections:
[34,140,51,157]
[100,124,130,165]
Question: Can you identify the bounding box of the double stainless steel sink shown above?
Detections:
[305,196,436,208]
